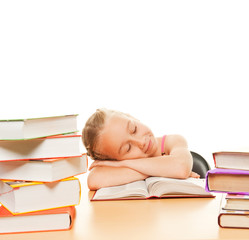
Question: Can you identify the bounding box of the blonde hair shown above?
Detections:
[82,108,115,160]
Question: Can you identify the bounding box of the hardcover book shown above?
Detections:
[213,151,249,170]
[92,177,213,201]
[206,168,249,194]
[219,209,249,229]
[0,134,82,161]
[0,114,78,140]
[0,205,75,234]
[0,154,88,182]
[222,194,249,211]
[0,177,81,214]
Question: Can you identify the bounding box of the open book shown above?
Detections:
[92,177,214,201]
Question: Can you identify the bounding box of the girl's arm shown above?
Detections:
[122,150,192,179]
[90,135,193,179]
[87,166,148,190]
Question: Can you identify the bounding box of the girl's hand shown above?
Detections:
[89,160,125,171]
[189,171,200,178]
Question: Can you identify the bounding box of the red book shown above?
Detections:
[0,205,76,234]
[206,168,249,194]
[213,151,249,170]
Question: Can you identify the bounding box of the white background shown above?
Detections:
[0,1,248,166]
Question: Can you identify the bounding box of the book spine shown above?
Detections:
[212,153,217,167]
[205,171,211,192]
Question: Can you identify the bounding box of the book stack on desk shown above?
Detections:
[205,151,249,229]
[0,115,88,234]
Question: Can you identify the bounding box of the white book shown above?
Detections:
[0,177,80,215]
[219,208,249,229]
[0,135,81,161]
[213,151,249,170]
[0,205,75,234]
[92,177,213,200]
[0,154,88,182]
[0,114,78,140]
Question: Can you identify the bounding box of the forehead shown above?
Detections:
[97,113,131,159]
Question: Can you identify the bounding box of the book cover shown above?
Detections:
[0,205,75,234]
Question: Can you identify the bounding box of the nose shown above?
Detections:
[130,136,145,150]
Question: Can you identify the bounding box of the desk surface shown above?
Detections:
[1,174,249,240]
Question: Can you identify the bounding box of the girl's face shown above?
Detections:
[95,113,159,160]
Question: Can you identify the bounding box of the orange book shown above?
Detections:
[0,205,75,234]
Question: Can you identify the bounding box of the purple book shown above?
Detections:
[205,168,249,195]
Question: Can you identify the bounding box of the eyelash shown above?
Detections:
[133,126,137,134]
[127,124,137,152]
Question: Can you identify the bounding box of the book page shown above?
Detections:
[145,177,211,197]
[92,180,149,200]
[0,180,15,211]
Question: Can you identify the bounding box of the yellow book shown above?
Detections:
[0,177,81,215]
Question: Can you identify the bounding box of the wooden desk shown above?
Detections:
[1,174,249,240]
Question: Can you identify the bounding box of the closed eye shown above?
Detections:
[133,126,137,134]
[127,143,131,152]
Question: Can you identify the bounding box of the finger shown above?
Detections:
[193,173,200,178]
[190,171,200,178]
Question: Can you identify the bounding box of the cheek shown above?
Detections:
[139,125,153,136]
[97,139,119,159]
[124,148,147,160]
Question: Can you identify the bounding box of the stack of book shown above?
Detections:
[205,151,249,229]
[0,115,88,234]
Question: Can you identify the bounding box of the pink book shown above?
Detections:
[205,168,249,195]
